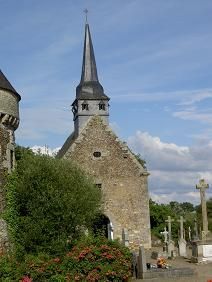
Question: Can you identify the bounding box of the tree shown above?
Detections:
[208,198,212,231]
[150,199,196,241]
[4,147,102,256]
[196,198,212,232]
[149,199,177,239]
[134,153,146,169]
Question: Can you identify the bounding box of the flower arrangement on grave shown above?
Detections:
[157,257,169,269]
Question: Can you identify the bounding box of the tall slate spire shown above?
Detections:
[76,23,109,100]
[80,23,99,83]
[72,21,110,136]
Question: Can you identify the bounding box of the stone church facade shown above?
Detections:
[58,23,151,249]
[0,70,21,254]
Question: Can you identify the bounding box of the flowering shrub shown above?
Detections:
[0,236,132,281]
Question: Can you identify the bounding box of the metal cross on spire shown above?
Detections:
[84,8,88,23]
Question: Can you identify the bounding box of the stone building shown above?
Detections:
[0,70,21,254]
[58,23,151,249]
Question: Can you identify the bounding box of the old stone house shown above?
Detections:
[58,23,151,249]
[0,70,21,254]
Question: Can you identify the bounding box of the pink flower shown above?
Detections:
[53,257,61,263]
[21,276,33,282]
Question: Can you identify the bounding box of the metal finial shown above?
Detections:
[84,9,88,23]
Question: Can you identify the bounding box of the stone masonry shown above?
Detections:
[59,116,151,249]
[0,71,21,255]
[58,22,151,250]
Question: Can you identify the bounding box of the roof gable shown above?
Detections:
[59,116,148,176]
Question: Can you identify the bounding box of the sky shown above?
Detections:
[1,0,212,204]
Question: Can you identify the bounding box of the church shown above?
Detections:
[58,22,151,249]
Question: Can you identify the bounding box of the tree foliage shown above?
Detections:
[4,146,102,256]
[134,153,146,169]
[150,199,196,241]
[196,197,212,232]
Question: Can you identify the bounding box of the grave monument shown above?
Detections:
[165,216,175,257]
[177,216,187,257]
[191,179,212,262]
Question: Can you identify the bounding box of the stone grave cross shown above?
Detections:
[196,179,209,237]
[177,216,186,240]
[188,226,191,241]
[160,226,168,243]
[165,216,174,242]
[193,219,199,240]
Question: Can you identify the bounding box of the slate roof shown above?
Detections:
[0,70,21,101]
[76,24,109,101]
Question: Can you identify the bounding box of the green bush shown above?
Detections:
[4,147,101,257]
[0,235,132,281]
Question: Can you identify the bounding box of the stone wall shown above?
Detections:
[63,116,151,250]
[74,99,109,136]
[0,125,10,255]
[0,89,19,119]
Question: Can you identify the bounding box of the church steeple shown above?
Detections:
[72,22,110,136]
[80,23,99,83]
[76,23,108,100]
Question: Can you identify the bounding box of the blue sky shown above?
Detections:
[1,0,212,204]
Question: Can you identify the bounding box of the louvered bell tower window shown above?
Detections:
[99,101,105,110]
[82,101,89,110]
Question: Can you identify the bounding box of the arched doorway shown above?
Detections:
[92,214,113,239]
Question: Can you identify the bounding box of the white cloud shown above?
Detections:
[111,88,212,104]
[173,108,212,124]
[31,145,60,156]
[128,131,212,204]
[178,90,212,106]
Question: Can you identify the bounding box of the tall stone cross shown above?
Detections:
[165,216,174,242]
[177,216,186,240]
[196,179,209,236]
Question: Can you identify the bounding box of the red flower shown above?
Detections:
[21,276,33,282]
[53,257,61,263]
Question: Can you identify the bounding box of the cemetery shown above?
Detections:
[130,179,212,281]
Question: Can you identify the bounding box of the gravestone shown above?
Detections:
[192,219,199,241]
[178,216,187,257]
[122,228,129,246]
[196,179,209,239]
[160,227,168,243]
[188,226,191,241]
[168,241,175,258]
[165,216,175,257]
[191,240,212,262]
[191,179,212,262]
[137,246,147,279]
[160,227,168,256]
